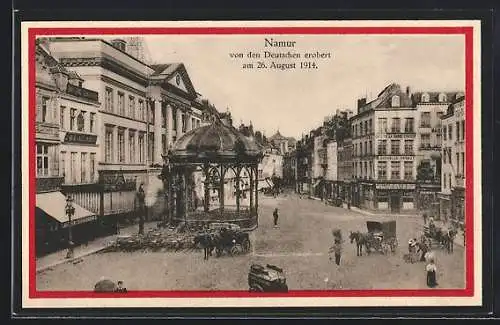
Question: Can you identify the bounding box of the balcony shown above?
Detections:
[36,176,65,193]
[419,145,441,151]
[36,122,59,141]
[66,83,99,102]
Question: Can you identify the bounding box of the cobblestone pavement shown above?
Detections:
[36,192,465,291]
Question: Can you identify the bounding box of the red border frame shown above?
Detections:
[28,26,475,299]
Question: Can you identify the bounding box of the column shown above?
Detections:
[219,165,225,213]
[236,166,241,213]
[204,164,210,212]
[153,98,162,165]
[166,104,173,148]
[176,108,183,139]
[186,112,193,131]
[135,131,139,163]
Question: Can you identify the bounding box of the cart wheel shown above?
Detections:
[242,239,251,252]
[230,245,240,256]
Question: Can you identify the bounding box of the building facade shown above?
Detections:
[337,137,353,202]
[439,96,466,224]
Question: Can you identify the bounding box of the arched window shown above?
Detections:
[421,93,430,102]
[77,112,85,131]
[391,95,400,108]
[438,93,447,102]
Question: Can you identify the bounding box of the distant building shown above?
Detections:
[438,96,465,223]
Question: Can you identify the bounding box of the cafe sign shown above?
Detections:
[385,133,416,139]
[64,132,98,145]
[376,183,415,190]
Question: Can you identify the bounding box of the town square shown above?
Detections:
[34,35,467,292]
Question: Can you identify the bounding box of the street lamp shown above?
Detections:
[65,195,75,259]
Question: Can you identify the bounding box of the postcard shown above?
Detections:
[20,20,482,308]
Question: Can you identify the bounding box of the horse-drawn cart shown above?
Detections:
[366,220,398,254]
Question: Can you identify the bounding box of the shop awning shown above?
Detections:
[36,191,97,227]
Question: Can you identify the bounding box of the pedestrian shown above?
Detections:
[329,238,343,266]
[423,213,428,225]
[273,208,279,227]
[115,280,127,293]
[417,238,429,262]
[426,258,438,288]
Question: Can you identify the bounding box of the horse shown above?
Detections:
[194,233,216,260]
[349,231,370,256]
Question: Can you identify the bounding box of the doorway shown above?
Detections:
[390,195,400,213]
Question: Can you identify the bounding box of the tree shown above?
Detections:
[416,161,435,182]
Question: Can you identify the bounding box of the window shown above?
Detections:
[404,161,413,180]
[378,161,387,180]
[118,129,125,163]
[70,152,77,183]
[391,118,401,133]
[138,133,145,163]
[449,174,452,189]
[36,144,49,176]
[404,118,414,133]
[443,148,447,163]
[456,153,459,175]
[420,134,431,148]
[60,106,66,129]
[368,141,372,155]
[118,92,125,115]
[391,161,400,180]
[148,133,154,163]
[162,105,167,128]
[364,161,368,178]
[197,119,201,128]
[129,131,135,163]
[421,93,430,102]
[391,140,400,155]
[129,96,135,118]
[149,103,155,124]
[378,118,387,134]
[90,113,95,133]
[105,127,113,162]
[391,95,400,107]
[138,99,145,120]
[438,93,447,102]
[456,121,460,142]
[436,112,443,126]
[105,87,113,111]
[81,153,87,183]
[436,133,442,147]
[404,140,413,154]
[90,153,95,182]
[368,119,372,134]
[38,96,50,122]
[60,151,66,180]
[420,112,431,127]
[191,117,196,130]
[448,124,453,141]
[378,140,387,155]
[172,109,177,130]
[162,134,166,154]
[443,173,447,189]
[77,111,85,132]
[70,108,77,130]
[461,120,465,140]
[461,152,465,176]
[182,114,187,132]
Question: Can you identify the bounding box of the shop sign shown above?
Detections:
[385,133,416,139]
[64,132,98,145]
[377,155,414,161]
[376,183,415,190]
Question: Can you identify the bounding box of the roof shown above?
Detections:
[150,63,178,76]
[168,120,263,163]
[269,130,288,142]
[412,91,464,104]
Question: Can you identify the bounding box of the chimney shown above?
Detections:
[111,39,127,52]
[357,98,367,109]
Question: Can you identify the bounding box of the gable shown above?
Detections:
[167,72,189,93]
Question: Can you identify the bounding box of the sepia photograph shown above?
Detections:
[20,20,482,308]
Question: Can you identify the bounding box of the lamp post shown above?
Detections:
[65,195,75,259]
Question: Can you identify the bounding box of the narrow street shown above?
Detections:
[37,192,465,291]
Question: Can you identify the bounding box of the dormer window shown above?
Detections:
[391,95,400,108]
[456,92,464,99]
[438,93,447,103]
[421,93,430,103]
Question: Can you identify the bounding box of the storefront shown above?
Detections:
[451,187,465,222]
[416,182,441,218]
[373,182,416,213]
[437,193,452,222]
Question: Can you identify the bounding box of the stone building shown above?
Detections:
[438,96,466,224]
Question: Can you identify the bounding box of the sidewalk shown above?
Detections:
[36,221,157,273]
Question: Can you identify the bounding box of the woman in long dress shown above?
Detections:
[426,258,438,288]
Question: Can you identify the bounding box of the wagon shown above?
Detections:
[248,264,288,292]
[366,220,398,254]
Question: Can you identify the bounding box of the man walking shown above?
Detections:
[273,208,279,227]
[329,238,342,266]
